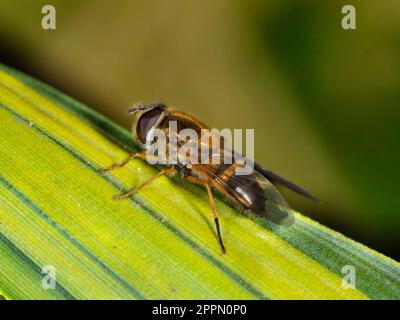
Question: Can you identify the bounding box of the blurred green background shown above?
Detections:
[0,0,399,259]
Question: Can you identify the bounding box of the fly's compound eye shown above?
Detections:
[136,107,163,144]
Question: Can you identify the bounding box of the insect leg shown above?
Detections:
[100,151,147,173]
[113,168,177,201]
[186,176,227,255]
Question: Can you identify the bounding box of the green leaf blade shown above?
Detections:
[0,63,398,300]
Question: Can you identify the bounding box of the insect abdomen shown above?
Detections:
[220,167,293,225]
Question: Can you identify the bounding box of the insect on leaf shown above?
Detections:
[0,63,399,299]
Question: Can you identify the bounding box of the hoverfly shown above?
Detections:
[101,102,317,254]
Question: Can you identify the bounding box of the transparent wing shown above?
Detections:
[254,163,318,201]
[192,163,295,226]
